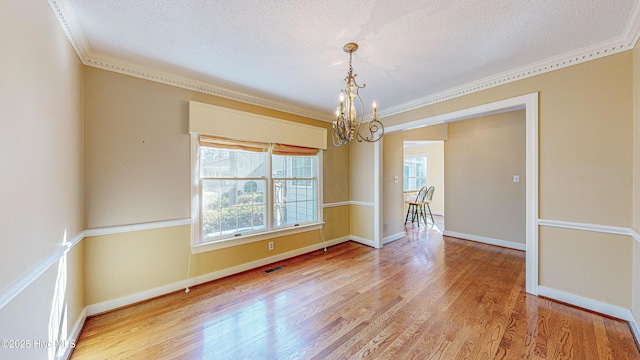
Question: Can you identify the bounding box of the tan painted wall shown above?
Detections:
[632,37,640,326]
[402,123,449,141]
[445,111,526,244]
[379,52,633,307]
[0,0,85,357]
[82,67,350,305]
[635,41,640,233]
[382,133,405,238]
[404,142,445,215]
[349,140,374,203]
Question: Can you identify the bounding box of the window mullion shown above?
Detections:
[267,148,273,231]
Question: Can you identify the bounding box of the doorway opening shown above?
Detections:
[374,93,539,295]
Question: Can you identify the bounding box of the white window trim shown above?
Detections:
[190,134,324,254]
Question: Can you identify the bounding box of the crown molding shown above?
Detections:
[47,0,91,64]
[379,36,630,117]
[379,1,640,118]
[84,53,334,121]
[49,0,640,121]
[47,0,333,122]
[622,0,640,48]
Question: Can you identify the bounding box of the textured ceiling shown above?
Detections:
[56,0,639,120]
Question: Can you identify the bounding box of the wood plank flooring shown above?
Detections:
[71,219,640,359]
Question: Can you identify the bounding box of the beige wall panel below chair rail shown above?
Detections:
[539,226,632,309]
[633,240,640,327]
[84,207,350,306]
[350,205,375,242]
[83,226,191,305]
[322,206,351,241]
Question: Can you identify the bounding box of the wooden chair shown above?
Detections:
[404,186,428,226]
[422,186,435,224]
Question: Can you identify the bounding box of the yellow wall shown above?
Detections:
[82,67,351,306]
[379,51,634,307]
[0,0,85,358]
[445,111,526,244]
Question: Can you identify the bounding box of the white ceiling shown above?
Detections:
[52,0,640,121]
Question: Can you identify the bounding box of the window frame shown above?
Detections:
[190,134,324,254]
[403,155,428,192]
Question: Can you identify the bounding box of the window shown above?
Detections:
[404,156,427,191]
[192,135,322,251]
[272,155,317,227]
[200,147,267,239]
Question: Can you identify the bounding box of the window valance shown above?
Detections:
[189,101,327,150]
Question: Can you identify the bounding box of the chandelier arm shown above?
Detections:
[355,117,385,143]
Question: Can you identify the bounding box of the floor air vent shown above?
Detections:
[264,266,284,274]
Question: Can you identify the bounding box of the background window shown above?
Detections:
[404,156,428,191]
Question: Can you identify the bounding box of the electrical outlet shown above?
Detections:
[513,175,520,183]
[268,241,274,251]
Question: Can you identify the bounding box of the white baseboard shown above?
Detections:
[443,230,526,251]
[630,313,640,348]
[537,286,632,321]
[62,308,86,360]
[535,286,640,349]
[350,235,375,247]
[383,232,405,244]
[86,236,350,316]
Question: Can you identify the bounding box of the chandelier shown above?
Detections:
[332,43,384,146]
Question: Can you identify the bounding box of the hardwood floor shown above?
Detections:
[71,219,640,359]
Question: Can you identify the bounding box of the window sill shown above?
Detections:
[191,222,325,254]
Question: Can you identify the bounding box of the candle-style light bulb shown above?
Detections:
[372,101,377,117]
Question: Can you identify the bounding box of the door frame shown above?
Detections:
[373,92,539,295]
